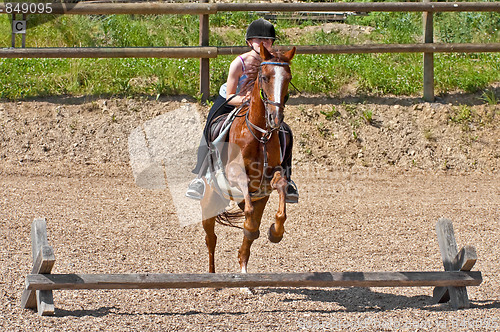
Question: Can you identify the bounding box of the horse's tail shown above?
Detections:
[215,208,245,229]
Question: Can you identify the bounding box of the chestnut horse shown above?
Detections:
[200,45,296,274]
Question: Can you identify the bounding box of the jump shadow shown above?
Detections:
[115,309,247,318]
[50,289,500,317]
[53,306,247,318]
[54,306,117,318]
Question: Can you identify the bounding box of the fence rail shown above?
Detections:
[1,43,499,58]
[1,1,499,101]
[1,2,498,15]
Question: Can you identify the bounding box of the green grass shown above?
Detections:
[480,89,498,105]
[0,7,498,100]
[450,105,474,124]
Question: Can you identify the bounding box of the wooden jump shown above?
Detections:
[21,218,482,316]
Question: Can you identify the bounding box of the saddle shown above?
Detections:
[208,113,230,143]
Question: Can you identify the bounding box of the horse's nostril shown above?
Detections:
[267,114,281,128]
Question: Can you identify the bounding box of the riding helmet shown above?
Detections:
[245,18,276,41]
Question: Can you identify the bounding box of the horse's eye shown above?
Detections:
[262,76,270,83]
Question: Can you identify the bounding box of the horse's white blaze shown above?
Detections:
[273,66,286,105]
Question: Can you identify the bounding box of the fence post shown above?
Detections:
[423,0,435,102]
[11,14,15,47]
[22,14,27,48]
[199,0,210,102]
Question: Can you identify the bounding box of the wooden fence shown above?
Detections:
[2,1,500,101]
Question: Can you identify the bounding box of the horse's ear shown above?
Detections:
[283,47,296,62]
[260,43,273,61]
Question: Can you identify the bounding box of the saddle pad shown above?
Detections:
[207,168,244,202]
[207,169,269,203]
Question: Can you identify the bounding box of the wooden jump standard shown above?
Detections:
[21,218,482,316]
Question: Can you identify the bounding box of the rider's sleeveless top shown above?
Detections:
[219,55,248,98]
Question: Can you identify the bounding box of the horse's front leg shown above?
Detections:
[229,169,264,273]
[268,171,287,243]
[226,162,260,272]
[239,196,269,273]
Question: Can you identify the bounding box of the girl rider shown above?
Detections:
[186,18,298,203]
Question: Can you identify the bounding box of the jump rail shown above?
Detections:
[26,271,481,291]
[21,218,482,316]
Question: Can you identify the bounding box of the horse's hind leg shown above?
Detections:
[269,171,287,243]
[201,183,218,273]
[202,216,217,273]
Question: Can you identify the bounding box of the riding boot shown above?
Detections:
[186,152,211,200]
[285,180,299,204]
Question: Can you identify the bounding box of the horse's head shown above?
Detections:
[258,44,296,130]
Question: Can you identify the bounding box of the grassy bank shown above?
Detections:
[0,8,498,100]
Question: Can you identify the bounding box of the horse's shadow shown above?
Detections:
[257,287,500,313]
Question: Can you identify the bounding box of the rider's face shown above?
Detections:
[248,38,273,51]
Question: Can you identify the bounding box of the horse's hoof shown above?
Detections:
[243,229,260,240]
[240,287,256,295]
[268,224,283,243]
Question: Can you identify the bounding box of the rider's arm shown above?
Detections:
[225,57,248,106]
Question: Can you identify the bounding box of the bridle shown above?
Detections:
[245,60,290,144]
[259,61,290,114]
